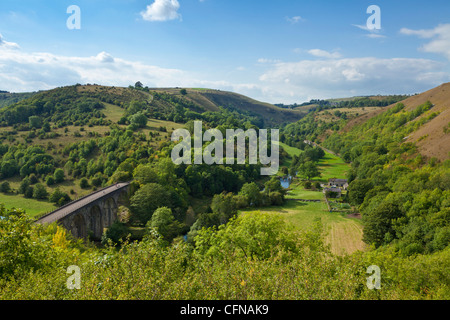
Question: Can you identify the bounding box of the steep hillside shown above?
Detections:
[344,83,450,161]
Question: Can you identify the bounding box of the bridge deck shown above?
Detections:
[35,182,130,225]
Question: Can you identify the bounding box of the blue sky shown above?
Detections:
[1,0,450,103]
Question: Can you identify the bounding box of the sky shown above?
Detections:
[1,0,450,103]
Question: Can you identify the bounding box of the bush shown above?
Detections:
[45,175,55,186]
[53,168,65,183]
[101,221,130,245]
[0,181,11,193]
[80,178,90,189]
[32,183,48,200]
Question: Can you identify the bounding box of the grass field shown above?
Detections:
[0,193,56,218]
[242,196,365,255]
[317,151,350,182]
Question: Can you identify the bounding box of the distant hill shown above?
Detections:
[0,85,305,128]
[149,87,306,127]
[0,91,38,108]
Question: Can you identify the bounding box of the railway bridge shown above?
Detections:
[35,182,131,240]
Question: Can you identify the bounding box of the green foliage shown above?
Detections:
[348,179,373,206]
[32,183,48,200]
[194,212,299,261]
[0,181,11,193]
[79,177,90,189]
[129,112,148,129]
[146,207,184,243]
[53,168,65,183]
[297,161,321,180]
[130,183,173,224]
[49,188,71,206]
[211,192,238,224]
[0,206,449,300]
[239,182,262,207]
[101,221,130,245]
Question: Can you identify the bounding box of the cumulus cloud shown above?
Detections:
[141,0,181,22]
[401,24,450,60]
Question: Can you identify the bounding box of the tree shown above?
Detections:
[297,161,320,181]
[101,221,130,245]
[264,177,286,195]
[45,175,55,186]
[133,165,158,184]
[0,181,11,193]
[180,89,187,95]
[348,179,373,206]
[49,188,71,206]
[146,207,183,242]
[211,192,238,224]
[129,112,148,129]
[194,212,298,260]
[53,168,65,183]
[33,183,48,200]
[135,81,143,89]
[18,177,31,194]
[239,182,262,207]
[29,116,42,129]
[362,196,404,247]
[80,178,90,189]
[130,183,172,224]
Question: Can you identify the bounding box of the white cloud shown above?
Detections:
[286,16,304,24]
[0,46,187,92]
[401,24,450,60]
[259,57,449,102]
[257,58,282,64]
[352,24,386,39]
[307,49,341,59]
[141,0,181,22]
[0,33,19,49]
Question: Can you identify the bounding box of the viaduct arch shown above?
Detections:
[35,182,131,240]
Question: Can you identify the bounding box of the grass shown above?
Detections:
[280,142,303,158]
[242,197,365,255]
[317,151,350,183]
[0,193,56,218]
[285,181,324,200]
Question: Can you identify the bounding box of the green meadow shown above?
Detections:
[0,193,56,218]
[317,151,350,182]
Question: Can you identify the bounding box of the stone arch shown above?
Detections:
[72,213,87,239]
[117,190,129,207]
[104,197,118,227]
[89,205,103,240]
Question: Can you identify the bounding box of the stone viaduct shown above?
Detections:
[35,182,131,240]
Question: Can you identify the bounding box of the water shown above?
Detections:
[280,176,293,189]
